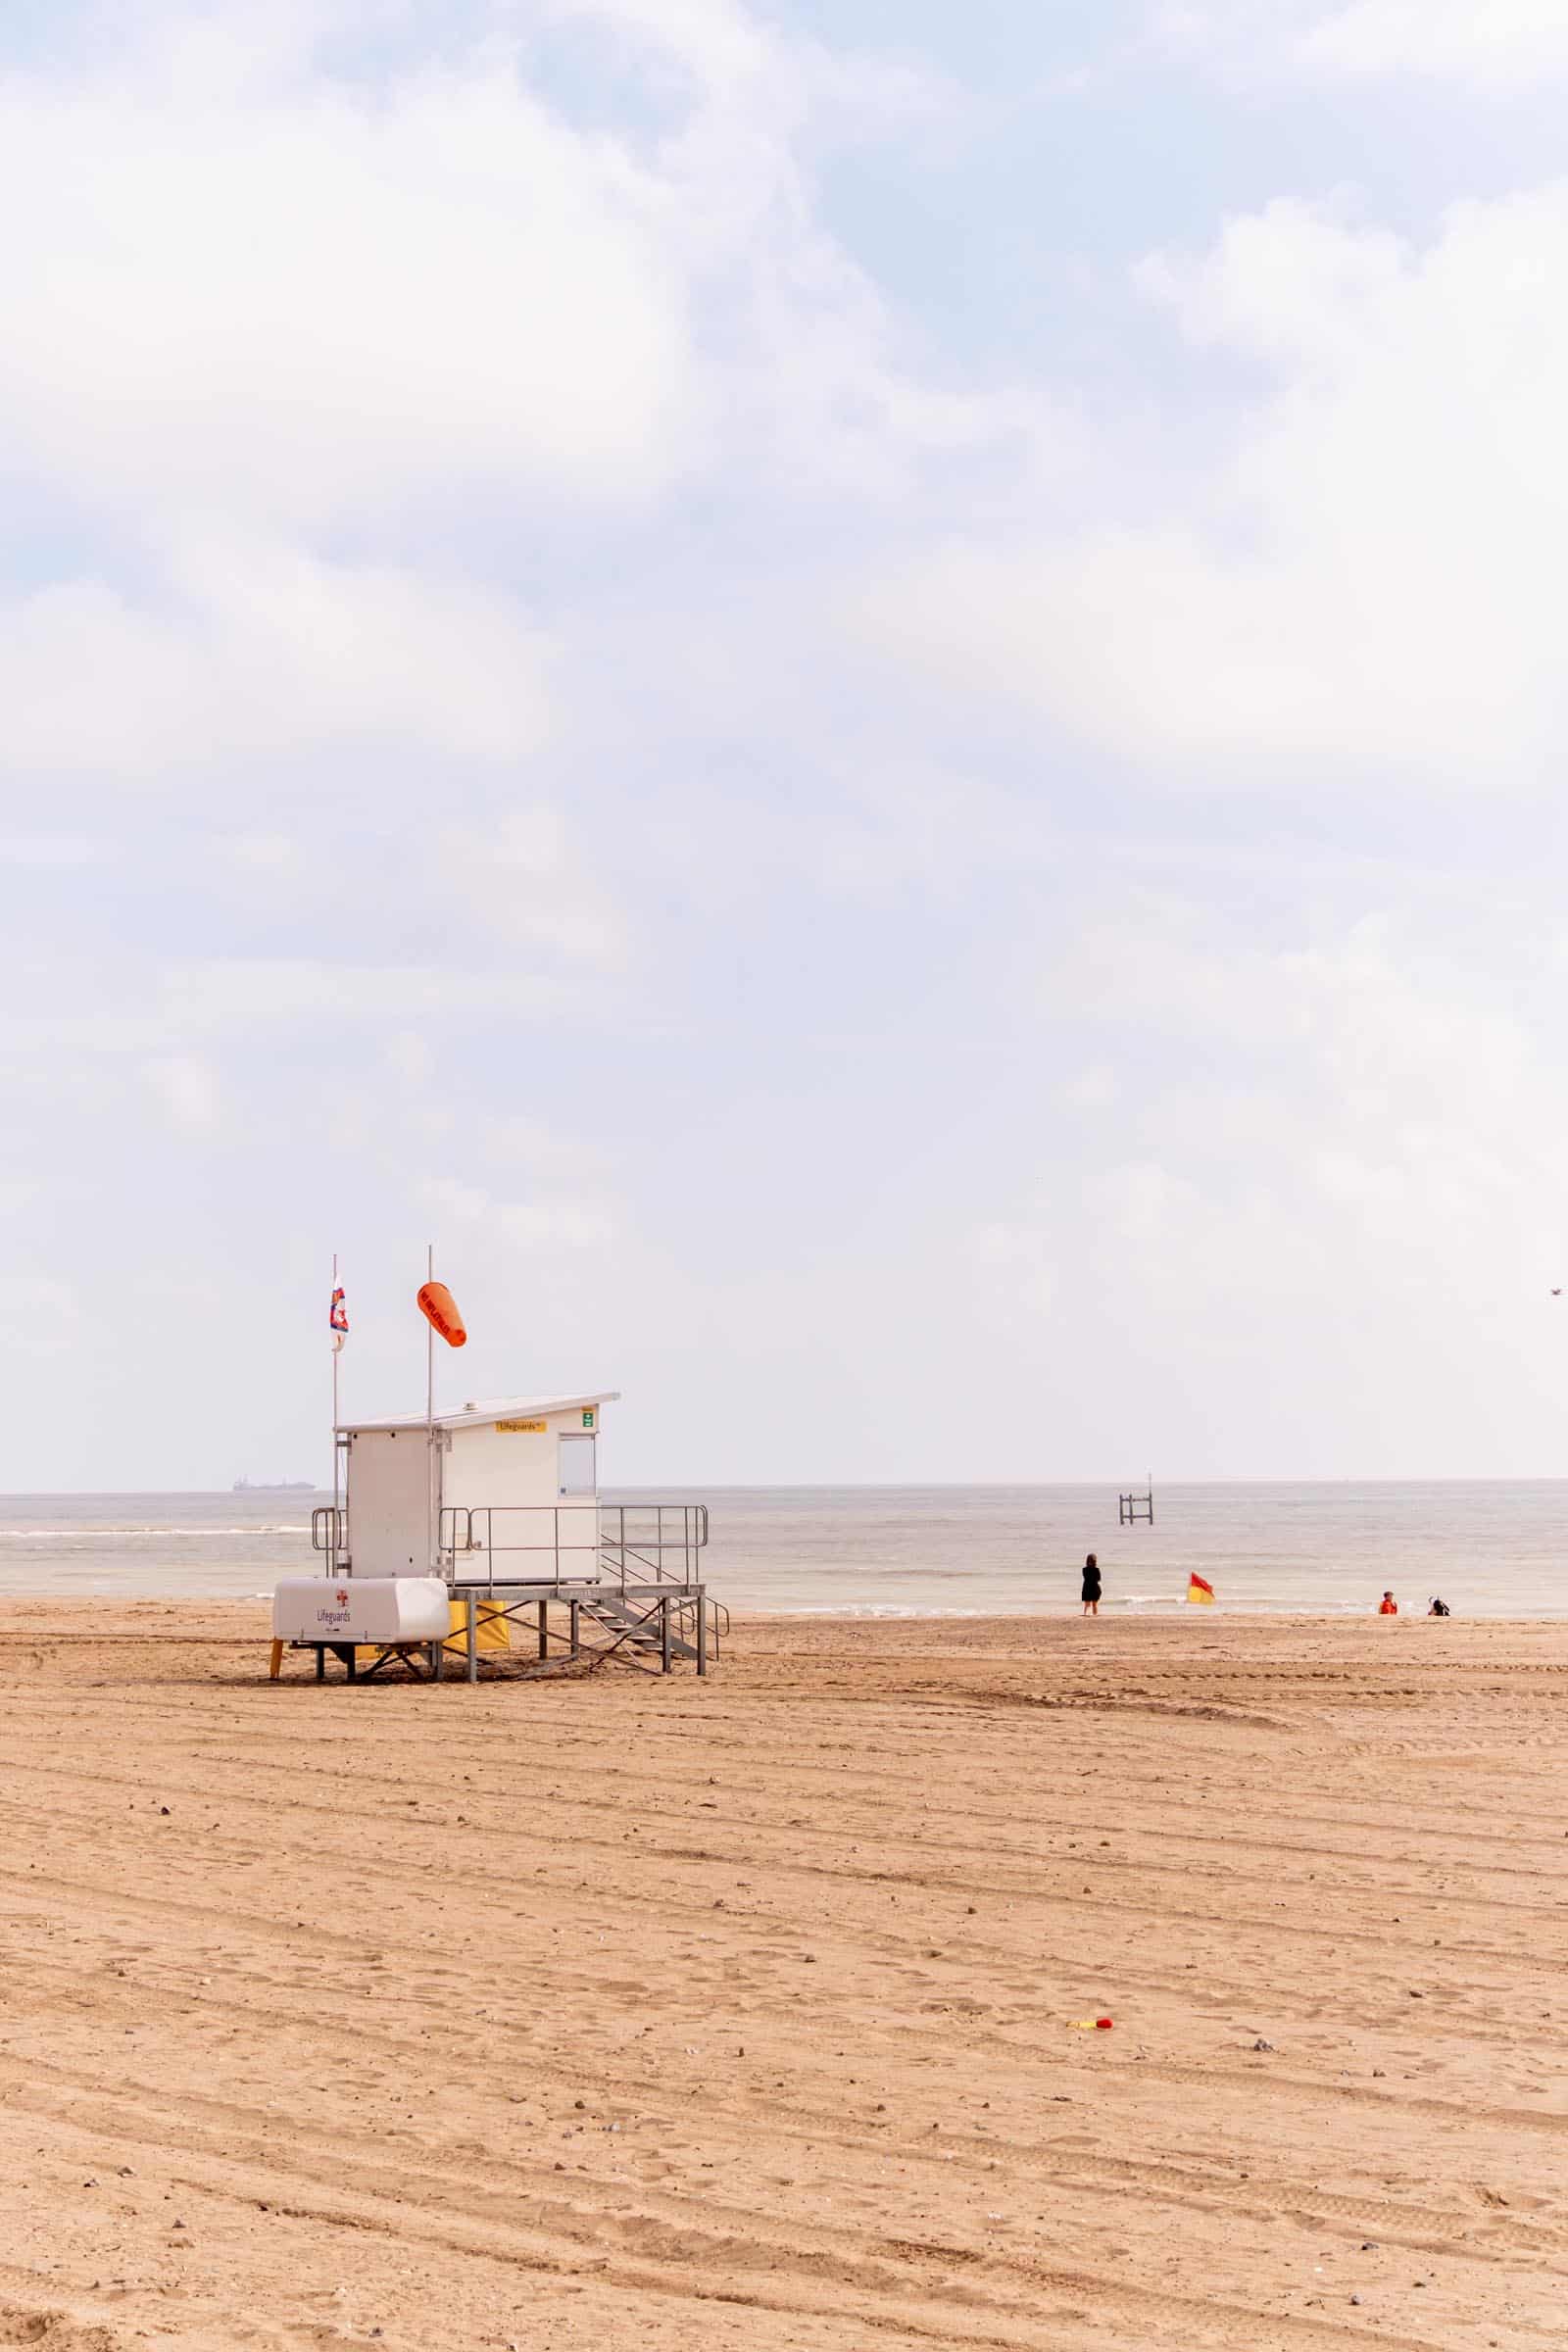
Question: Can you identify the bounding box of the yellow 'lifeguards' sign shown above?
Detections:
[495,1418,548,1434]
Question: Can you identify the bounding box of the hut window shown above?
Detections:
[558,1433,597,1496]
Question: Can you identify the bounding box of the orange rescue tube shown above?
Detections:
[417,1280,466,1348]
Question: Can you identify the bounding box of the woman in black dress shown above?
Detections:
[1081,1552,1102,1616]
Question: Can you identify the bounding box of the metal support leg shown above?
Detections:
[430,1637,443,1683]
[661,1593,671,1674]
[466,1594,478,1685]
[697,1587,708,1678]
[537,1598,548,1660]
[315,1645,324,1683]
[569,1597,580,1659]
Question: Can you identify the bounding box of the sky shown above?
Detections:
[7,0,1568,1489]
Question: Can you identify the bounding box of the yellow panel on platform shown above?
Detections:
[445,1597,512,1654]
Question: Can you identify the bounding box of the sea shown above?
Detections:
[0,1482,1563,1616]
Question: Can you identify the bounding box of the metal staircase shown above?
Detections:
[590,1505,727,1665]
[575,1589,706,1664]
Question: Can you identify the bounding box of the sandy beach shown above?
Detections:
[0,1605,1563,2350]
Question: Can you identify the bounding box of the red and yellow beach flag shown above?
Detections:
[1187,1573,1215,1607]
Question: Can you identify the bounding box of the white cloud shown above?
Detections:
[419,1174,616,1249]
[221,833,299,870]
[0,58,694,530]
[0,1277,86,1356]
[0,543,553,773]
[852,188,1568,790]
[144,1053,220,1131]
[0,835,105,866]
[546,0,788,106]
[1154,0,1568,84]
[1050,888,1318,1048]
[479,1115,618,1184]
[0,958,516,1060]
[1299,0,1568,87]
[937,896,1566,1476]
[1060,1066,1119,1110]
[440,810,625,964]
[498,1200,616,1248]
[965,1215,1057,1313]
[0,1,1023,818]
[1050,894,1568,1316]
[421,1178,491,1224]
[158,959,492,1033]
[0,2,992,544]
[384,1031,434,1086]
[547,0,956,165]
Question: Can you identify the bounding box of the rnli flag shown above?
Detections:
[330,1284,348,1348]
[1187,1573,1215,1607]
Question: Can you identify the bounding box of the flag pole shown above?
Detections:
[426,1240,436,1571]
[331,1251,340,1554]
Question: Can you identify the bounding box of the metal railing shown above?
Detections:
[436,1499,710,1594]
[599,1501,709,1591]
[312,1505,348,1567]
[660,1587,729,1660]
[439,1502,600,1586]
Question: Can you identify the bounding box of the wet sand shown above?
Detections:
[0,1602,1563,2350]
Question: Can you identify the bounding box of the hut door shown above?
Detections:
[558,1433,597,1496]
[348,1430,433,1575]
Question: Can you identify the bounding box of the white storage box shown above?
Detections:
[272,1576,451,1645]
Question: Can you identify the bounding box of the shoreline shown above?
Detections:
[0,1591,1562,1625]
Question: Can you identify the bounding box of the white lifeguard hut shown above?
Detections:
[334,1391,614,1578]
[273,1388,719,1683]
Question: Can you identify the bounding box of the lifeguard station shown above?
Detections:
[274,1390,723,1682]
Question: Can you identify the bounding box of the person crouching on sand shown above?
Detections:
[1428,1595,1450,1617]
[1378,1591,1398,1615]
[1081,1552,1102,1616]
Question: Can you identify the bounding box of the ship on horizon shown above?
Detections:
[232,1477,317,1493]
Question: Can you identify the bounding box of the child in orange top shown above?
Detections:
[1378,1591,1397,1615]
